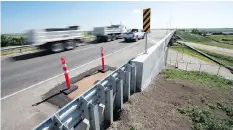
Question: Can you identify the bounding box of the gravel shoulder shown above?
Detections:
[108,69,233,130]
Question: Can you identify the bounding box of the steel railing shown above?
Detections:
[34,62,137,130]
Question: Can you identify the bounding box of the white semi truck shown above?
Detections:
[92,25,127,42]
[25,26,84,52]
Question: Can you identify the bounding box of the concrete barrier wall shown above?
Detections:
[131,30,175,91]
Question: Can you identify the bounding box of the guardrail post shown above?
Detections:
[97,85,106,104]
[89,103,100,130]
[51,114,63,129]
[116,79,123,110]
[104,89,113,125]
[119,69,125,80]
[75,119,90,130]
[124,71,130,101]
[130,64,137,94]
[109,76,117,94]
[80,97,89,120]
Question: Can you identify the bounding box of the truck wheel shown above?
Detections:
[106,35,111,42]
[134,36,138,42]
[65,40,75,50]
[51,42,64,53]
[111,34,116,41]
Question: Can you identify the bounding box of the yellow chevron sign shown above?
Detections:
[143,8,151,33]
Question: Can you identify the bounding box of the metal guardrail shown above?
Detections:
[34,62,137,130]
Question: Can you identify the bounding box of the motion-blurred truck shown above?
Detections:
[92,25,127,42]
[25,26,84,52]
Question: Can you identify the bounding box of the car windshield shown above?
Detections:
[127,29,138,33]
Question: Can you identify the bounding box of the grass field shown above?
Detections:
[206,35,233,45]
[198,48,233,67]
[178,28,233,32]
[170,44,214,63]
[3,33,26,38]
[170,43,233,66]
[164,69,233,88]
[0,47,37,56]
[178,103,233,130]
[83,32,95,38]
[177,31,233,49]
[164,68,233,130]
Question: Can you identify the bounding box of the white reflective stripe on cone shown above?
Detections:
[64,70,69,74]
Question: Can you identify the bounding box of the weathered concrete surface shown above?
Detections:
[131,31,175,91]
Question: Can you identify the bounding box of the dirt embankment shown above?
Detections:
[108,73,233,130]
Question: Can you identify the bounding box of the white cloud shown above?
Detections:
[133,9,140,13]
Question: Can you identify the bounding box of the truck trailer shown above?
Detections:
[92,25,127,42]
[25,26,84,52]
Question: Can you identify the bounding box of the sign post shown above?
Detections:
[143,8,151,54]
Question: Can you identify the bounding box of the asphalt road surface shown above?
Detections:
[1,30,169,98]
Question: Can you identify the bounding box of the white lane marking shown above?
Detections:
[1,40,143,100]
[72,40,121,52]
[72,44,102,52]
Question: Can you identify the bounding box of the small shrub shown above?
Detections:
[180,105,233,130]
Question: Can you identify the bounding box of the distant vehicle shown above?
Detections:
[124,29,145,42]
[25,26,84,53]
[92,25,127,42]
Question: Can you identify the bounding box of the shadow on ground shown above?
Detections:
[10,50,53,61]
[119,41,134,44]
[34,65,117,108]
[10,42,95,61]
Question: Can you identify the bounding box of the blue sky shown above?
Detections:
[1,1,233,34]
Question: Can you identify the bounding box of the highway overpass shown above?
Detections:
[1,30,173,130]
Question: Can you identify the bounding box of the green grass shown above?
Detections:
[1,47,37,56]
[206,35,233,45]
[177,31,233,49]
[198,49,233,67]
[3,33,26,38]
[170,44,214,63]
[170,43,233,66]
[165,68,233,130]
[83,32,94,38]
[178,28,233,32]
[164,69,233,88]
[178,104,233,130]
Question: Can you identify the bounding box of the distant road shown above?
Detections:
[1,30,169,98]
